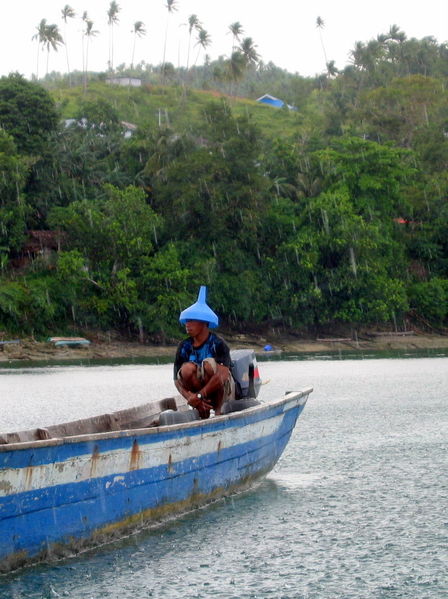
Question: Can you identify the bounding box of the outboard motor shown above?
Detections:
[230,349,261,399]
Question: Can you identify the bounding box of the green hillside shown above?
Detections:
[0,28,447,341]
[52,81,303,139]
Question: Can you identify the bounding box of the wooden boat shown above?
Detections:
[47,337,91,347]
[0,354,312,573]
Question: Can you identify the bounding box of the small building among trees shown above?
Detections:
[256,94,296,110]
[106,77,142,87]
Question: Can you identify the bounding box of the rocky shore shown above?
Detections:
[0,330,447,364]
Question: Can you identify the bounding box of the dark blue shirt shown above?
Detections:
[173,333,231,379]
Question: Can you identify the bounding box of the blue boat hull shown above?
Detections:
[0,390,310,572]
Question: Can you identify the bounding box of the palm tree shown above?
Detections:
[239,37,259,67]
[316,16,329,70]
[61,5,75,84]
[350,39,384,75]
[226,50,246,95]
[81,11,89,83]
[186,14,201,71]
[32,19,48,79]
[107,1,121,71]
[228,22,243,53]
[162,0,178,83]
[388,24,406,43]
[350,40,365,69]
[42,23,64,76]
[326,59,338,77]
[194,28,211,66]
[131,21,146,69]
[83,19,98,91]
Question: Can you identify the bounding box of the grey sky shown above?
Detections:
[1,0,446,79]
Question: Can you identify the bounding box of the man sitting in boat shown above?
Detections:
[174,286,233,419]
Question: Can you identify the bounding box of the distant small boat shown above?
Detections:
[48,337,91,347]
[0,349,311,573]
[256,345,283,358]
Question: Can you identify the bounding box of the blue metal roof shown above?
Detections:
[256,94,296,110]
[256,94,284,108]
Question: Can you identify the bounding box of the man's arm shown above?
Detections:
[175,373,212,419]
[173,342,184,380]
[174,377,194,401]
[213,337,231,367]
[173,342,192,398]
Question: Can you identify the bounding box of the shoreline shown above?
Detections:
[1,332,447,363]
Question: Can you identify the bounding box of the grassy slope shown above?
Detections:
[51,81,303,139]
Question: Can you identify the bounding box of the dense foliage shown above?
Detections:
[0,29,447,340]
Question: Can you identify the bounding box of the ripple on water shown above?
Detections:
[0,357,447,598]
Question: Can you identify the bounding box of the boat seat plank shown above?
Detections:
[0,396,188,444]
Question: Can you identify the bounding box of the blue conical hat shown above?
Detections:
[179,286,219,328]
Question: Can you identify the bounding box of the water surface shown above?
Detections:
[0,356,447,598]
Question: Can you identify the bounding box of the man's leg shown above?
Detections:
[178,361,201,392]
[200,361,231,415]
[177,362,212,419]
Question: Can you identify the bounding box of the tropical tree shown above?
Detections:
[186,14,201,71]
[162,0,178,83]
[80,12,89,82]
[326,59,338,77]
[32,19,48,80]
[356,75,444,147]
[43,23,64,75]
[49,185,164,331]
[316,16,328,69]
[314,137,415,220]
[83,19,99,90]
[107,1,121,71]
[228,21,243,53]
[239,37,259,67]
[350,39,385,75]
[270,189,409,329]
[0,130,29,254]
[388,24,406,43]
[194,28,211,66]
[131,21,146,69]
[61,5,75,84]
[224,51,246,94]
[0,74,58,155]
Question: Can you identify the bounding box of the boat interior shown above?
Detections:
[0,349,264,446]
[0,396,261,446]
[0,396,187,445]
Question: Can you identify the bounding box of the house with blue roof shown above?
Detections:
[256,94,296,110]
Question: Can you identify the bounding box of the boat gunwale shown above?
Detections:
[0,388,312,453]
